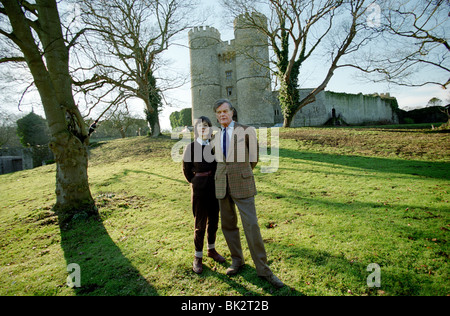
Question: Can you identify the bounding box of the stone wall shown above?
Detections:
[0,156,23,174]
[0,146,52,174]
[289,90,399,127]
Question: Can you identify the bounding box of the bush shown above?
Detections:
[170,108,192,129]
[16,112,50,147]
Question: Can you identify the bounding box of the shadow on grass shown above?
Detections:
[256,175,448,295]
[279,148,450,180]
[264,242,427,296]
[97,168,186,188]
[191,261,304,296]
[191,246,427,296]
[60,217,158,296]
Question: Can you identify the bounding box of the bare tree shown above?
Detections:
[0,0,97,224]
[107,108,136,138]
[223,0,377,127]
[72,0,194,137]
[352,0,449,89]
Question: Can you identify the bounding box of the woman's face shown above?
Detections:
[197,121,211,140]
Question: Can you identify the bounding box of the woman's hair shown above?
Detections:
[194,116,213,139]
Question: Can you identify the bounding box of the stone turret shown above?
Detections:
[234,13,273,127]
[189,26,222,123]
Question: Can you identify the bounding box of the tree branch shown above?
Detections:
[0,56,26,64]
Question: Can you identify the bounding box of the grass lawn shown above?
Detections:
[0,125,449,296]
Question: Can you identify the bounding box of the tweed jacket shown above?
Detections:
[212,122,259,199]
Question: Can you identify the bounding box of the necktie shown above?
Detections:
[223,127,227,159]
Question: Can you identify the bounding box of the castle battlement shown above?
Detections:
[188,25,221,37]
[234,12,268,29]
[218,39,235,50]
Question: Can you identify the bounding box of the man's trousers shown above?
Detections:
[219,192,272,277]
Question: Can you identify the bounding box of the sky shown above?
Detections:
[1,0,448,131]
[159,0,449,130]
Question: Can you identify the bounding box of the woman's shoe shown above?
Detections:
[193,256,203,274]
[207,249,226,263]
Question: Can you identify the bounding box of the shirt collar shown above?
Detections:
[222,121,235,131]
[196,137,209,145]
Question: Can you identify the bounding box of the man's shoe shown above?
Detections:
[207,249,226,263]
[261,274,284,289]
[226,263,244,276]
[193,256,203,274]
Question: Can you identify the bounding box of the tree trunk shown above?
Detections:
[283,115,293,128]
[151,119,161,137]
[50,133,96,225]
[1,0,96,225]
[144,104,161,137]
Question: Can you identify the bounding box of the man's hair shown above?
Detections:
[213,99,234,112]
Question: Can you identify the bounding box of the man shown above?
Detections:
[212,99,284,289]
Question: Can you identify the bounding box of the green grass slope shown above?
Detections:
[0,126,449,296]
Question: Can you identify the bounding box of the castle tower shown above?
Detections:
[188,26,222,124]
[188,14,274,127]
[234,13,273,127]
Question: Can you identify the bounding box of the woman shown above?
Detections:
[182,116,225,274]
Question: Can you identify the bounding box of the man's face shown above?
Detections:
[215,103,233,127]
